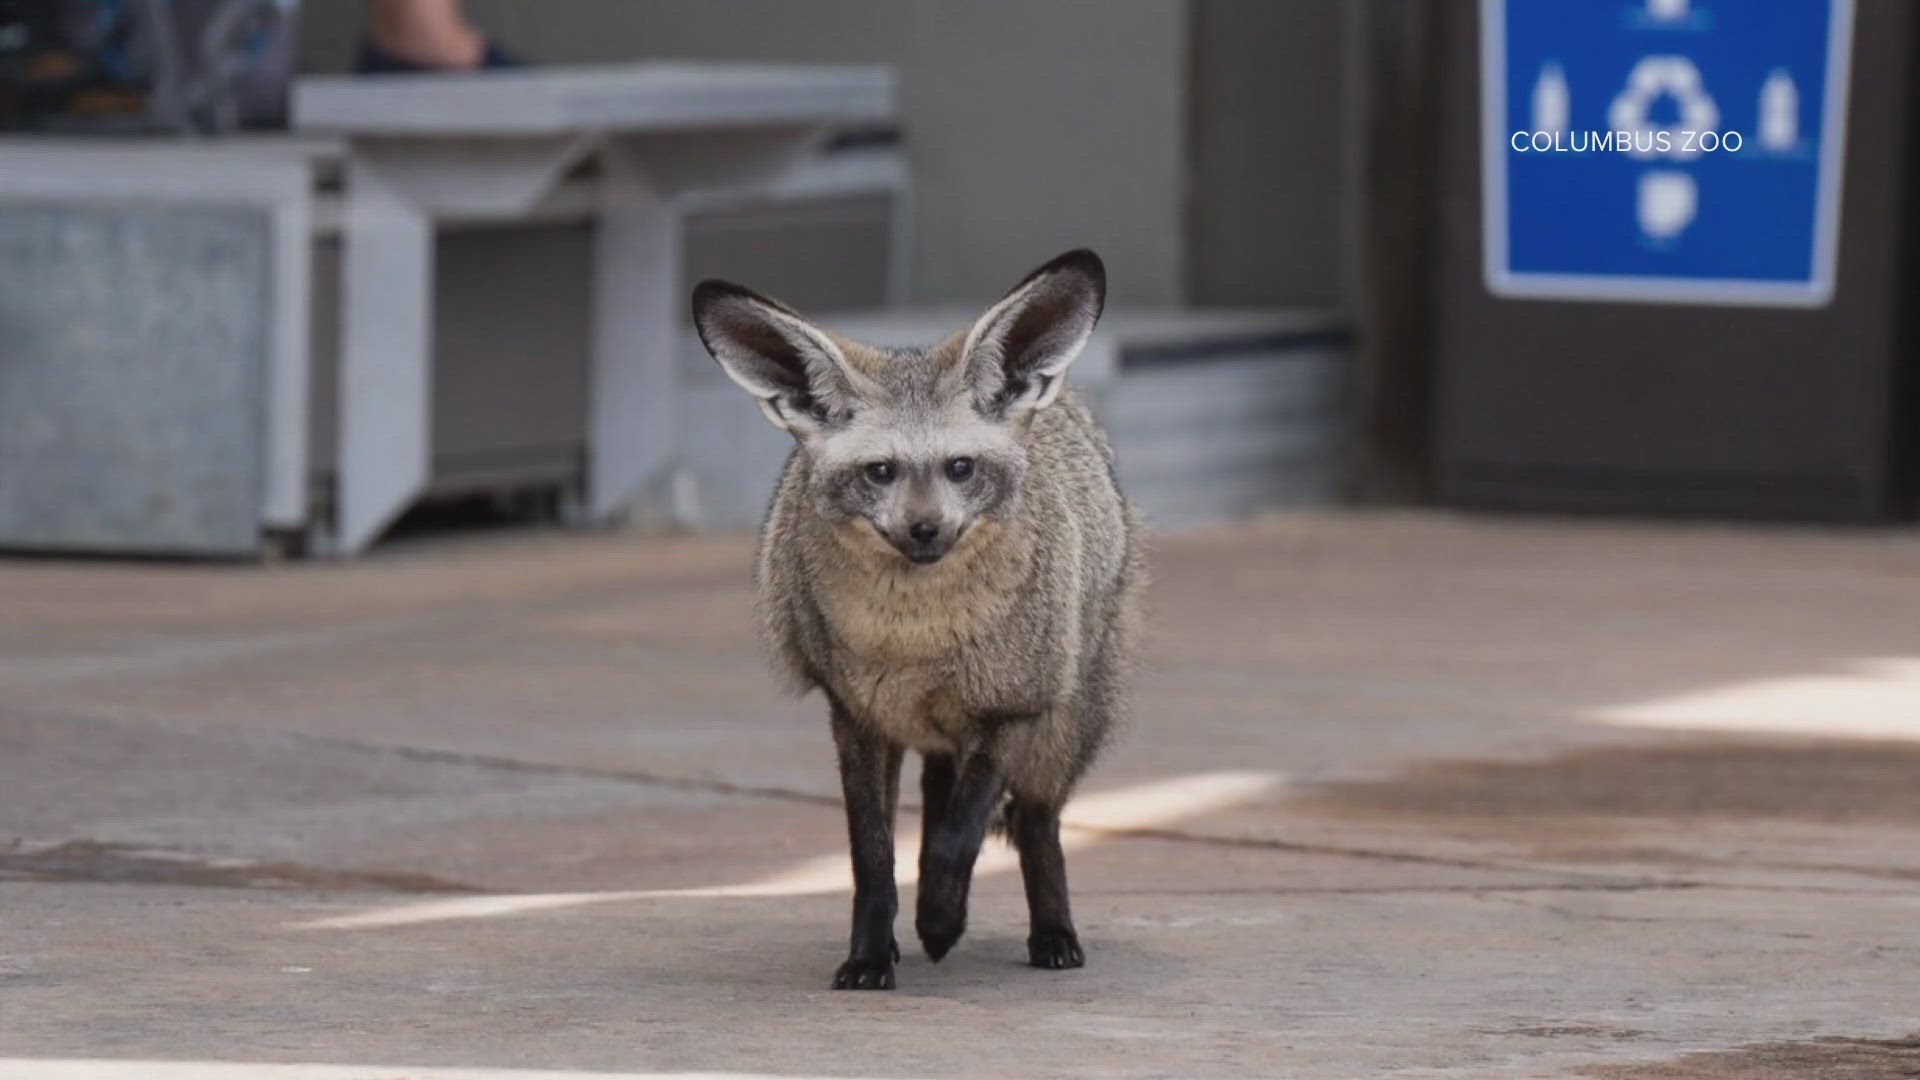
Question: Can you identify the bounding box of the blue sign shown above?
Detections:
[1483,0,1854,306]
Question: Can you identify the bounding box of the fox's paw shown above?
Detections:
[1028,928,1084,970]
[916,906,967,961]
[831,956,896,990]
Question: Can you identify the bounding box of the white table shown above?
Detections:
[294,62,895,553]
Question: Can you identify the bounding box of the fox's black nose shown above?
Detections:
[894,520,951,565]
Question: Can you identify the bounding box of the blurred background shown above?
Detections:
[3,3,1919,1076]
[1,0,1911,553]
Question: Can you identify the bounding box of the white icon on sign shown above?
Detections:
[1609,56,1720,159]
[1638,170,1698,241]
[1532,62,1570,133]
[1760,69,1800,151]
[1645,0,1691,24]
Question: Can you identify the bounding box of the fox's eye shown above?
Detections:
[945,457,975,482]
[864,461,896,484]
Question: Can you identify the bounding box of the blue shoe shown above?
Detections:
[480,40,526,69]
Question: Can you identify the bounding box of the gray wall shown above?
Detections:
[1185,0,1347,308]
[302,0,1191,306]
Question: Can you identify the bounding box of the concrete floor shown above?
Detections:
[2,510,1918,1078]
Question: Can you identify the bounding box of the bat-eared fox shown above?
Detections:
[692,248,1144,990]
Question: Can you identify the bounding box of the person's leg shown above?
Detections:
[365,0,484,70]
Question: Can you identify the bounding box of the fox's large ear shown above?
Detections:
[960,249,1105,418]
[691,280,875,433]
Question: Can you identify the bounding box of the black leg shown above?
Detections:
[915,748,1005,961]
[1009,799,1083,969]
[918,751,956,885]
[829,699,903,990]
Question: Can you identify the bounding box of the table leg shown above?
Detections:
[588,143,683,522]
[334,156,434,555]
[263,196,314,535]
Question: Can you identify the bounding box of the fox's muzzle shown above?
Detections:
[891,520,953,565]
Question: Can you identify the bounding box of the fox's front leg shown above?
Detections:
[915,746,1006,961]
[829,698,903,989]
[1009,797,1084,969]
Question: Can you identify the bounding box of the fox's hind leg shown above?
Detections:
[915,747,1005,961]
[829,698,904,989]
[1008,798,1084,969]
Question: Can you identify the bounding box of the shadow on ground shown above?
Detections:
[1581,1035,1920,1079]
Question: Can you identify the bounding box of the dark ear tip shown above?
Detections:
[691,278,749,313]
[691,278,806,323]
[1027,250,1105,306]
[1047,248,1105,282]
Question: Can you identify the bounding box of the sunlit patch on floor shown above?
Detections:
[289,770,1282,930]
[1594,658,1920,743]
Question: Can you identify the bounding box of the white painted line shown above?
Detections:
[290,770,1281,931]
[0,1062,909,1080]
[1594,657,1920,742]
